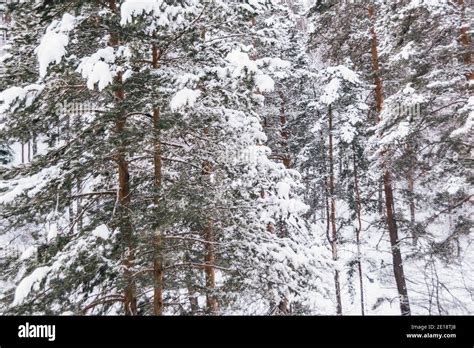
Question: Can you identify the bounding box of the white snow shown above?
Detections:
[276,181,291,199]
[170,88,201,111]
[76,47,115,91]
[0,166,60,204]
[56,13,76,32]
[396,121,410,138]
[19,246,38,261]
[120,0,193,29]
[326,65,360,84]
[36,13,76,78]
[320,78,341,105]
[451,113,473,138]
[12,266,51,306]
[92,224,111,240]
[340,124,357,143]
[443,177,466,195]
[86,61,113,91]
[261,57,291,71]
[240,0,265,13]
[319,63,362,106]
[451,96,474,138]
[121,0,159,25]
[391,41,416,62]
[225,49,277,92]
[255,74,275,92]
[0,87,26,113]
[36,32,69,77]
[47,223,58,242]
[226,49,259,75]
[0,84,44,114]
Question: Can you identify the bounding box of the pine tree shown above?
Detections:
[0,0,332,315]
[0,0,471,317]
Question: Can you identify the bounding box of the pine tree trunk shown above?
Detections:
[153,232,164,315]
[279,91,291,169]
[152,106,164,315]
[109,0,136,315]
[77,179,83,232]
[151,45,164,316]
[66,112,74,233]
[407,171,416,246]
[116,90,136,315]
[32,135,37,156]
[457,0,474,82]
[202,127,217,315]
[68,190,74,233]
[204,221,217,314]
[276,92,291,314]
[368,5,411,316]
[76,114,83,233]
[328,105,342,315]
[352,145,365,316]
[152,112,163,315]
[383,170,410,315]
[378,180,384,215]
[184,252,199,314]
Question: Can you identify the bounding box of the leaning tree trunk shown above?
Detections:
[368,5,411,316]
[407,169,416,246]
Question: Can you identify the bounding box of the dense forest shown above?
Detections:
[0,0,472,316]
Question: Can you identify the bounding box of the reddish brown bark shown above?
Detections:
[457,0,474,82]
[383,170,410,315]
[152,105,164,316]
[152,44,160,69]
[204,221,217,314]
[108,1,136,315]
[116,91,136,314]
[115,79,136,315]
[368,5,411,316]
[151,45,164,316]
[108,0,118,12]
[153,234,164,315]
[202,128,217,315]
[369,5,385,218]
[368,6,383,121]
